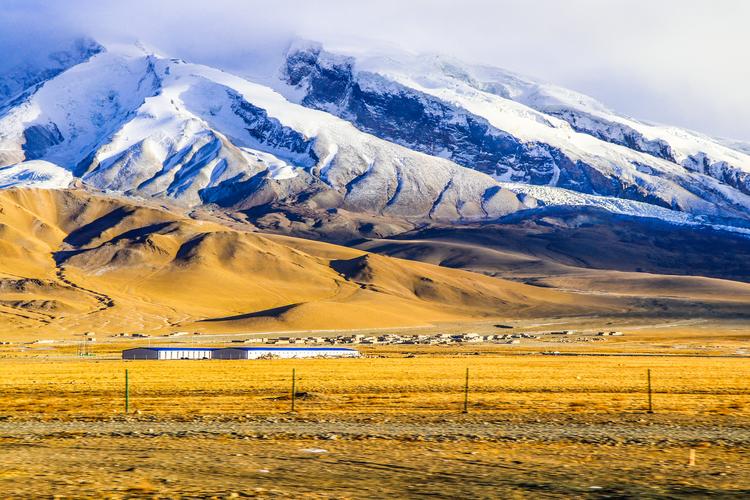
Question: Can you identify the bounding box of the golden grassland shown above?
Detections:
[0,352,748,419]
[2,188,750,495]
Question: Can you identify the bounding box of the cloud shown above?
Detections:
[2,0,749,140]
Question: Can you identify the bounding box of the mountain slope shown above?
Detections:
[279,43,750,221]
[355,206,750,283]
[1,38,749,238]
[2,188,747,340]
[0,188,606,339]
[0,44,532,222]
[0,37,103,109]
[0,160,74,189]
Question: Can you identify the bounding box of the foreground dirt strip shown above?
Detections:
[0,416,749,498]
[0,415,749,446]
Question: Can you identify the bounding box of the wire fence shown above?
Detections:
[0,356,748,418]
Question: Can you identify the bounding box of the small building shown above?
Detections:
[122,347,215,360]
[212,347,360,360]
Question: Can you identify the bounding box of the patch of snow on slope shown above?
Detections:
[500,181,750,236]
[0,160,73,189]
[500,181,691,222]
[0,45,161,168]
[240,148,299,180]
[0,37,104,106]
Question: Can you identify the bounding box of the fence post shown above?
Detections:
[291,368,296,413]
[462,368,469,414]
[125,369,129,415]
[647,368,653,414]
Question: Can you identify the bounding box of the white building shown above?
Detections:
[212,347,360,360]
[122,347,215,360]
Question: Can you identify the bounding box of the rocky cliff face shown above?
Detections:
[283,46,597,188]
[543,109,675,162]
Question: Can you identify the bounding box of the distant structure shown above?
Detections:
[122,347,216,360]
[212,347,360,360]
[121,347,360,360]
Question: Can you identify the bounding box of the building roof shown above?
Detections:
[123,347,358,352]
[224,347,358,351]
[122,347,218,352]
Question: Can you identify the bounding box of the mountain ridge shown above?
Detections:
[1,37,750,338]
[0,42,534,222]
[280,42,750,219]
[0,37,749,238]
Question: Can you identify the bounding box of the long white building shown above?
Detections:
[121,347,360,360]
[212,347,360,360]
[122,347,216,360]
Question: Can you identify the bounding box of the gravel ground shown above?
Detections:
[1,414,749,447]
[0,413,748,498]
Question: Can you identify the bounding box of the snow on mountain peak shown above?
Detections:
[0,38,749,234]
[280,42,750,222]
[0,42,531,220]
[0,37,104,107]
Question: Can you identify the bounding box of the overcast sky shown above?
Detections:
[3,0,749,141]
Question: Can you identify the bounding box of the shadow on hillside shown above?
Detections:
[198,303,300,322]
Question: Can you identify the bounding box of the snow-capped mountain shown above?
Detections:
[280,42,750,221]
[0,42,530,220]
[1,38,750,232]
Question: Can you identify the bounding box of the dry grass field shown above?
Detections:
[2,432,748,498]
[0,354,748,418]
